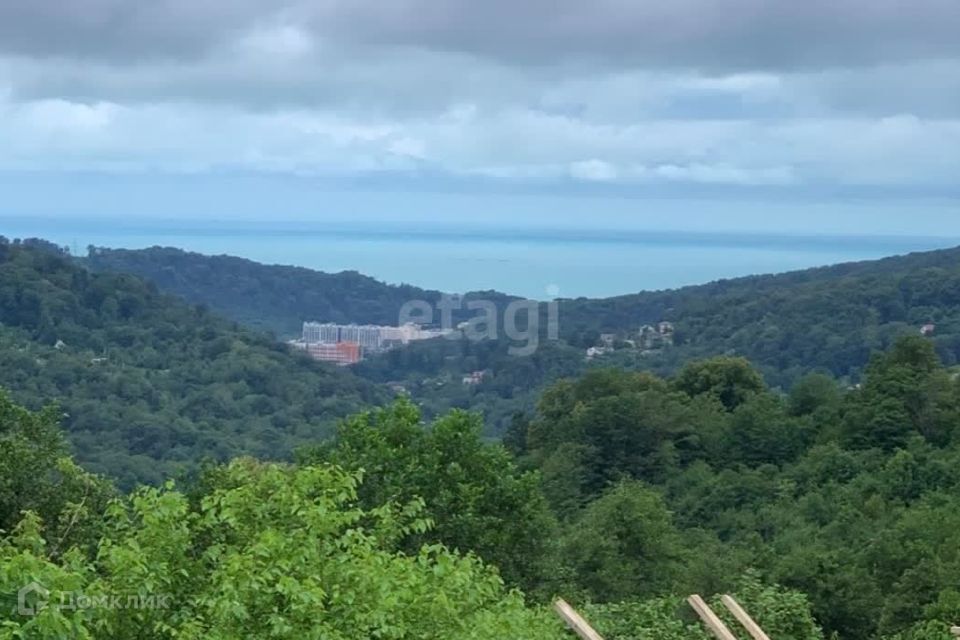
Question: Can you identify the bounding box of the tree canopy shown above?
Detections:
[3,344,960,639]
[0,239,386,487]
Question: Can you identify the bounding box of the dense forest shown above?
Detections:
[86,246,517,338]
[0,238,387,487]
[358,243,960,391]
[560,245,960,387]
[4,237,960,638]
[10,236,960,467]
[87,245,960,385]
[3,337,959,639]
[86,244,960,438]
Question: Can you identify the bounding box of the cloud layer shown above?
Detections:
[0,0,958,191]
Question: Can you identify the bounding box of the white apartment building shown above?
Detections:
[338,324,382,350]
[302,322,341,344]
[302,321,449,352]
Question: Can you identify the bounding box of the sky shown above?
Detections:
[0,0,958,234]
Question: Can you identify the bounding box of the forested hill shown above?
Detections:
[84,242,960,437]
[358,243,960,438]
[86,245,516,337]
[0,238,388,487]
[561,244,960,386]
[88,243,960,389]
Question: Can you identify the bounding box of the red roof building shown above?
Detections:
[305,341,361,366]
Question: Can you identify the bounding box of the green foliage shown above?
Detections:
[517,338,960,640]
[843,337,960,449]
[561,248,960,388]
[0,390,114,555]
[674,357,766,411]
[582,597,706,640]
[721,393,811,466]
[527,369,712,512]
[0,240,387,487]
[882,621,957,640]
[299,399,559,595]
[560,481,684,602]
[85,242,960,445]
[787,373,841,417]
[355,335,587,437]
[726,572,825,640]
[10,237,960,640]
[580,574,823,640]
[1,459,563,639]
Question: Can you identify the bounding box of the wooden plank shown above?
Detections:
[554,599,606,640]
[688,594,740,640]
[721,595,771,640]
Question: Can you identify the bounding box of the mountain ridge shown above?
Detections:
[87,241,960,435]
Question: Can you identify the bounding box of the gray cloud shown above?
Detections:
[0,45,544,116]
[1,0,958,71]
[306,0,960,71]
[2,0,959,117]
[0,0,273,60]
[0,0,958,192]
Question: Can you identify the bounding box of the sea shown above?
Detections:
[3,216,958,300]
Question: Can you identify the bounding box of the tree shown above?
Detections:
[0,390,114,555]
[787,373,840,418]
[0,460,564,639]
[722,394,810,466]
[843,337,960,449]
[298,398,558,594]
[560,480,684,602]
[673,357,766,411]
[0,241,388,487]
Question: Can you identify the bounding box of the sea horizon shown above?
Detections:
[3,215,958,300]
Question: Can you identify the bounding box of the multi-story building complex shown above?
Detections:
[297,321,452,364]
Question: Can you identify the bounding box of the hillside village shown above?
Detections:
[586,321,675,360]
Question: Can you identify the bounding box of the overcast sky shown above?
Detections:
[1,0,958,232]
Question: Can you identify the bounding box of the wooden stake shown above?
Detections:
[721,595,771,640]
[554,599,606,640]
[688,595,740,640]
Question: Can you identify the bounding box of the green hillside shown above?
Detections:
[0,237,388,487]
[359,244,960,434]
[86,245,516,338]
[86,243,960,438]
[560,245,960,386]
[4,240,960,639]
[4,337,959,640]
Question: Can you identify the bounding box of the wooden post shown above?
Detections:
[688,595,740,640]
[554,599,606,640]
[721,595,771,640]
[950,627,960,637]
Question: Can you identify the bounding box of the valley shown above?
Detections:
[4,234,960,639]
